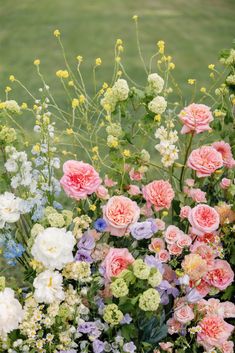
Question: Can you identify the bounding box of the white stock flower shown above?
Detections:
[31,227,75,269]
[0,192,22,228]
[148,96,167,114]
[0,288,24,336]
[148,73,164,94]
[112,79,129,101]
[33,270,65,304]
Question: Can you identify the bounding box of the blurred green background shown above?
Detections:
[0,0,234,104]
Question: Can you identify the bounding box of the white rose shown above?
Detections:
[0,192,21,228]
[112,79,129,101]
[148,96,167,114]
[33,270,65,304]
[0,288,24,336]
[148,73,164,94]
[31,227,75,269]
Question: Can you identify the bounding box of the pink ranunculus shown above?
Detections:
[142,180,175,211]
[164,225,182,244]
[179,103,213,134]
[197,315,234,351]
[149,238,165,253]
[220,178,231,189]
[221,341,234,353]
[104,175,117,187]
[101,247,134,281]
[187,146,223,177]
[205,259,234,290]
[177,234,192,248]
[157,249,170,263]
[189,188,207,203]
[174,304,195,324]
[96,185,109,200]
[103,196,140,236]
[167,318,182,335]
[127,184,142,196]
[188,204,220,236]
[129,168,143,181]
[60,160,101,200]
[167,243,183,256]
[180,206,191,219]
[212,141,235,169]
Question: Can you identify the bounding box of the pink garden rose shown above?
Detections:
[164,225,182,244]
[60,160,101,200]
[187,146,223,177]
[176,234,192,248]
[157,249,170,263]
[174,304,195,324]
[188,204,220,236]
[179,103,213,134]
[103,196,140,236]
[221,341,234,353]
[167,318,182,335]
[212,141,235,168]
[167,243,183,256]
[197,315,234,351]
[159,342,173,352]
[129,168,143,181]
[190,241,216,266]
[180,206,191,219]
[205,259,234,290]
[189,188,207,203]
[127,184,142,196]
[143,180,175,211]
[104,175,117,187]
[220,178,231,189]
[149,238,165,253]
[101,247,134,281]
[96,185,109,200]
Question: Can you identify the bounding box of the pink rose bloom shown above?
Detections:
[189,188,207,203]
[187,146,223,177]
[206,259,234,290]
[190,242,215,266]
[167,243,183,256]
[143,180,175,211]
[103,196,140,236]
[204,299,235,319]
[159,342,173,352]
[179,103,213,134]
[129,168,143,181]
[177,234,192,248]
[167,318,182,335]
[221,341,234,353]
[60,160,101,200]
[174,304,195,324]
[185,178,195,187]
[194,278,211,297]
[182,253,207,281]
[149,238,165,253]
[221,301,235,318]
[101,247,134,281]
[197,315,234,351]
[164,225,182,244]
[104,175,117,187]
[180,206,191,219]
[212,141,235,168]
[155,218,166,230]
[188,204,220,236]
[220,178,231,189]
[96,185,109,200]
[127,184,141,196]
[157,249,170,263]
[140,204,154,217]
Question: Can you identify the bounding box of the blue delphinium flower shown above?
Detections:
[94,218,107,232]
[3,239,25,266]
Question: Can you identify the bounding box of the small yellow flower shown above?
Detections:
[117,45,124,52]
[33,104,38,110]
[154,114,161,122]
[9,75,15,82]
[214,110,223,117]
[72,98,79,109]
[115,56,121,63]
[92,155,98,161]
[95,58,102,66]
[215,169,223,174]
[102,82,108,89]
[56,70,69,79]
[0,102,6,109]
[116,39,123,45]
[5,86,11,93]
[53,29,61,37]
[34,59,40,66]
[89,204,96,211]
[210,72,215,79]
[168,62,175,70]
[76,55,83,62]
[32,143,41,153]
[200,87,206,93]
[68,80,74,86]
[21,102,28,109]
[92,146,99,153]
[157,40,165,54]
[162,211,168,217]
[132,15,138,21]
[79,95,86,104]
[208,64,215,70]
[188,79,196,85]
[62,150,68,155]
[117,70,122,76]
[123,149,131,157]
[66,128,74,135]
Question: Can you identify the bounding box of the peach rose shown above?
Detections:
[189,188,207,203]
[179,103,213,134]
[96,185,109,200]
[167,318,182,335]
[149,238,165,253]
[164,225,182,244]
[157,249,170,263]
[221,301,235,318]
[187,146,223,177]
[103,196,140,236]
[174,304,195,324]
[101,247,134,281]
[142,180,175,211]
[205,259,234,290]
[190,242,215,266]
[180,206,191,219]
[167,243,183,256]
[220,178,231,189]
[177,234,192,248]
[155,218,166,230]
[60,160,101,200]
[197,315,234,351]
[127,184,142,196]
[212,141,235,169]
[104,175,117,187]
[182,253,207,281]
[188,204,220,236]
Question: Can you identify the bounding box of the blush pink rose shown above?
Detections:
[212,141,235,169]
[188,204,220,236]
[187,146,223,177]
[127,184,142,196]
[101,247,134,281]
[220,178,231,189]
[167,243,183,256]
[103,196,140,236]
[60,160,101,200]
[155,218,166,230]
[104,175,117,187]
[221,301,235,318]
[221,341,234,353]
[159,342,173,352]
[164,225,182,244]
[197,315,234,351]
[190,242,215,266]
[189,188,207,203]
[167,318,182,335]
[149,238,165,253]
[174,304,195,324]
[143,180,175,211]
[96,185,109,200]
[205,259,234,290]
[157,249,170,263]
[180,206,191,219]
[179,103,213,134]
[129,168,143,181]
[185,178,195,187]
[177,234,192,248]
[140,204,154,217]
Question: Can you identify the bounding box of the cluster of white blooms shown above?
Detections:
[155,125,179,167]
[4,100,21,114]
[147,73,164,94]
[226,74,235,85]
[0,192,24,229]
[148,96,167,114]
[33,270,65,304]
[101,79,129,112]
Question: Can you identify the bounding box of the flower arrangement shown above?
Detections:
[0,17,235,353]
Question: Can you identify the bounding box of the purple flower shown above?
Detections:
[78,232,95,251]
[157,280,179,305]
[186,288,203,303]
[92,339,105,353]
[120,313,132,324]
[59,351,77,353]
[130,219,157,240]
[75,249,93,263]
[78,321,97,334]
[94,218,107,232]
[123,342,137,353]
[144,255,164,274]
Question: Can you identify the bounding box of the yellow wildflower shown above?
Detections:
[5,86,11,93]
[21,102,28,109]
[169,62,175,70]
[188,79,196,85]
[76,55,83,62]
[210,72,215,79]
[34,59,40,66]
[123,149,131,157]
[92,146,99,153]
[200,87,206,93]
[154,114,161,122]
[56,70,69,79]
[116,39,123,45]
[66,128,74,135]
[157,40,165,54]
[68,80,74,86]
[95,58,102,66]
[89,204,96,211]
[53,29,60,37]
[72,98,79,109]
[9,75,15,82]
[208,64,215,70]
[32,144,41,153]
[132,15,138,21]
[79,95,86,104]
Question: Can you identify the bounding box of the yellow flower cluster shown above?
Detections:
[56,70,69,79]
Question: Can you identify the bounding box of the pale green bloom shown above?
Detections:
[0,125,17,144]
[31,224,44,238]
[110,278,129,298]
[132,259,151,279]
[0,276,5,291]
[106,123,123,137]
[103,304,123,325]
[47,212,65,228]
[148,268,162,287]
[139,288,160,311]
[62,210,73,226]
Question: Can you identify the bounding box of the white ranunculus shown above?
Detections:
[33,270,65,304]
[148,96,167,114]
[31,227,75,270]
[0,288,24,336]
[0,192,22,228]
[112,79,129,101]
[148,73,164,94]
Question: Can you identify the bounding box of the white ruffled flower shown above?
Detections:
[31,227,75,269]
[148,96,167,114]
[0,192,22,228]
[0,288,24,336]
[4,100,21,113]
[112,79,129,101]
[148,73,164,94]
[33,270,65,304]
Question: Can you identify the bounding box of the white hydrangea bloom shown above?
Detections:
[0,288,24,336]
[31,227,75,270]
[0,192,22,228]
[148,73,164,94]
[33,270,65,304]
[148,96,167,114]
[112,79,129,101]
